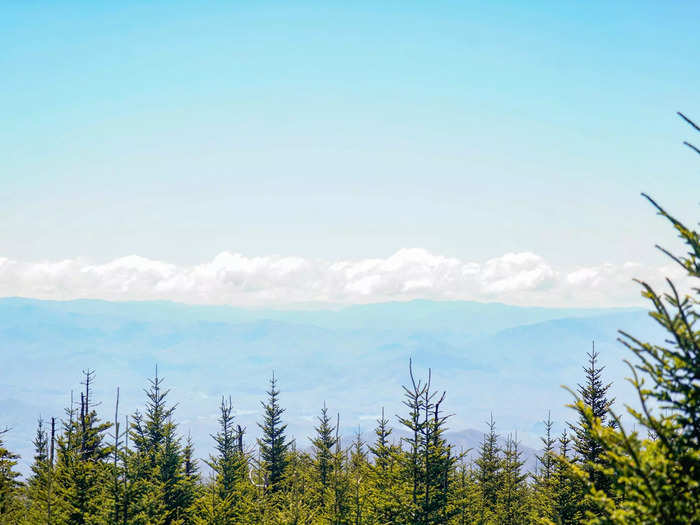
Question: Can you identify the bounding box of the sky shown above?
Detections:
[1,1,698,307]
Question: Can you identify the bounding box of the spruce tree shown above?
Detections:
[474,414,501,522]
[22,418,56,525]
[0,428,21,525]
[257,372,289,493]
[449,454,479,525]
[128,368,191,525]
[551,431,582,524]
[398,362,455,525]
[208,397,245,498]
[310,401,337,501]
[195,397,247,524]
[367,407,403,524]
[573,114,700,522]
[53,371,113,525]
[531,412,557,522]
[348,428,368,525]
[495,434,529,525]
[397,362,425,522]
[570,343,615,492]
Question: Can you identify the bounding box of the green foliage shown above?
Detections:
[127,369,196,525]
[0,428,21,524]
[570,190,700,524]
[474,414,501,522]
[53,370,113,525]
[257,373,290,494]
[310,402,336,502]
[496,435,529,524]
[564,116,700,524]
[530,413,557,523]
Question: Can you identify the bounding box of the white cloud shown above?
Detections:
[0,249,693,307]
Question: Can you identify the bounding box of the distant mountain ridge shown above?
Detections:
[0,297,654,475]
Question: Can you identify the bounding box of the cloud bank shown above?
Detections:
[0,249,690,308]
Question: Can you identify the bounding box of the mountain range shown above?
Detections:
[0,297,659,475]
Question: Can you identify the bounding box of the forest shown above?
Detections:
[0,119,698,525]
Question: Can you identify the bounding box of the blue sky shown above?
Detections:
[1,1,698,305]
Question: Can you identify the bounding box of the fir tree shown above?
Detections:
[570,343,615,493]
[367,407,403,524]
[195,397,247,524]
[257,372,289,493]
[310,401,337,500]
[572,115,700,523]
[22,418,56,525]
[0,428,21,525]
[496,434,529,525]
[531,411,557,522]
[348,428,368,525]
[53,371,113,525]
[551,431,582,524]
[128,368,191,525]
[474,414,501,522]
[449,454,479,525]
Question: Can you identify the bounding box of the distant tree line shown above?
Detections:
[0,115,697,524]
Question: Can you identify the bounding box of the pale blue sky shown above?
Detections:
[2,1,698,268]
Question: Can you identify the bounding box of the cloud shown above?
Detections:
[0,249,692,307]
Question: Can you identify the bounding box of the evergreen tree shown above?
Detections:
[572,115,700,523]
[208,397,245,498]
[270,443,317,525]
[257,372,289,493]
[194,397,247,524]
[367,407,404,524]
[569,343,615,495]
[448,454,479,525]
[128,368,191,525]
[310,401,337,502]
[551,431,582,525]
[22,417,57,525]
[495,434,529,525]
[398,362,455,525]
[348,428,368,525]
[474,414,501,522]
[531,412,557,523]
[328,415,350,524]
[0,428,21,525]
[53,371,113,525]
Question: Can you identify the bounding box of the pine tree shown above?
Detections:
[310,401,337,503]
[208,397,245,498]
[448,454,479,525]
[0,428,21,525]
[21,417,57,525]
[531,412,557,522]
[573,115,700,522]
[569,343,615,496]
[270,442,318,525]
[551,431,582,524]
[53,371,113,525]
[367,407,404,524]
[257,372,289,493]
[128,368,191,525]
[416,385,456,525]
[495,434,529,525]
[474,414,501,522]
[194,397,247,524]
[397,362,425,523]
[348,428,368,525]
[397,362,456,525]
[329,414,350,524]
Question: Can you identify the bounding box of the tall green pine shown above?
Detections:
[257,372,289,493]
